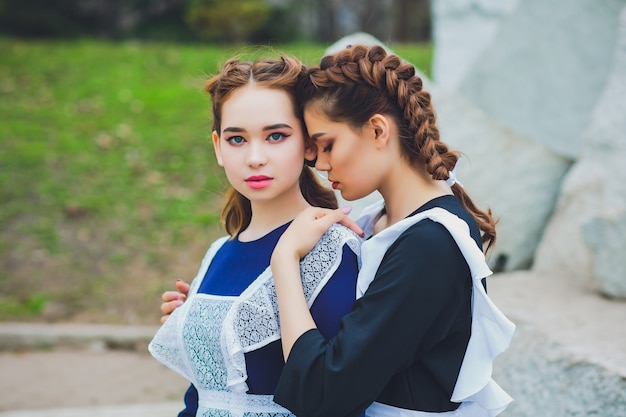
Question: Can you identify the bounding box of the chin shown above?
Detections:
[338,189,361,202]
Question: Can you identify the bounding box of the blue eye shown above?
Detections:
[268,132,285,142]
[227,136,245,145]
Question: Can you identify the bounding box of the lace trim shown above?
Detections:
[197,390,293,416]
[221,224,361,390]
[150,294,237,391]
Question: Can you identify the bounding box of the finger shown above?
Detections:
[313,207,364,237]
[313,206,353,228]
[160,315,169,324]
[161,291,181,302]
[175,279,191,295]
[337,216,365,237]
[160,299,183,315]
[160,301,174,315]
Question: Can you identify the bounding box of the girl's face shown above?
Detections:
[212,85,314,205]
[304,107,388,201]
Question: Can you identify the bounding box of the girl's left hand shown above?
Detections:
[272,206,363,262]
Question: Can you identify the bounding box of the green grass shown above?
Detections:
[0,38,432,324]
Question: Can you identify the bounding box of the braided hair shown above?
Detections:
[298,45,496,252]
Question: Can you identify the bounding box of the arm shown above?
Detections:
[273,221,470,417]
[271,206,362,358]
[309,244,359,339]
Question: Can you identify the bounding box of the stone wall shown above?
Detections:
[325,10,626,413]
[431,0,626,296]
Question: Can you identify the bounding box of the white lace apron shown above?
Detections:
[356,201,515,417]
[149,225,360,417]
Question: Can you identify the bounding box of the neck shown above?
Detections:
[239,193,310,241]
[378,162,450,228]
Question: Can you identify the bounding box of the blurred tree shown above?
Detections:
[249,3,302,44]
[393,0,430,42]
[0,0,94,38]
[296,0,429,43]
[185,0,270,43]
[342,0,390,41]
[0,0,194,40]
[0,0,430,43]
[315,0,337,42]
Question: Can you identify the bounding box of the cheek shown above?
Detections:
[218,149,236,166]
[279,143,306,173]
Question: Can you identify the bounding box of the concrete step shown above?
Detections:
[488,271,626,417]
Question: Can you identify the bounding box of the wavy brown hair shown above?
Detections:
[297,45,496,252]
[205,55,337,237]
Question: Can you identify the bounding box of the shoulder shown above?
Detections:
[207,235,231,255]
[198,235,231,265]
[321,224,361,255]
[381,217,468,286]
[389,219,461,264]
[189,235,231,294]
[302,224,361,267]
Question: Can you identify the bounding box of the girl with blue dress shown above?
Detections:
[149,55,361,417]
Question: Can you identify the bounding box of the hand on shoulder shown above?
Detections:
[272,206,363,263]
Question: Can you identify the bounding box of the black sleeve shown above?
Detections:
[274,220,470,417]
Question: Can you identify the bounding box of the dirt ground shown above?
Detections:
[0,347,189,412]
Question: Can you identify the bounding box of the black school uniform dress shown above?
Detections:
[274,195,515,417]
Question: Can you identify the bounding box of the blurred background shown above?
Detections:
[0,0,433,325]
[0,0,431,43]
[2,1,626,416]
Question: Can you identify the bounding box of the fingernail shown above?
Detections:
[341,206,352,214]
[175,301,183,307]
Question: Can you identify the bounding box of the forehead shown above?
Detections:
[304,106,352,139]
[222,85,296,126]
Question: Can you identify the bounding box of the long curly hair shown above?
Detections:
[205,55,337,237]
[298,44,496,252]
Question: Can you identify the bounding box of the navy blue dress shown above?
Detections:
[177,222,359,416]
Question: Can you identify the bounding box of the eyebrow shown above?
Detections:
[310,132,326,142]
[222,123,293,134]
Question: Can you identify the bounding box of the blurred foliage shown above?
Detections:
[0,0,429,43]
[186,0,268,43]
[0,0,302,43]
[0,293,48,320]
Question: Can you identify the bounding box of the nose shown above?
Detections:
[315,152,330,172]
[246,140,268,167]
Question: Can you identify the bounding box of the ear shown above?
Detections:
[211,130,224,166]
[368,114,391,149]
[304,136,318,164]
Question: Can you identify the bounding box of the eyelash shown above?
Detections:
[225,132,288,145]
[268,132,287,142]
[226,136,245,145]
[321,143,333,152]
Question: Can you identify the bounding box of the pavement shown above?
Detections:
[0,323,189,417]
[1,270,625,417]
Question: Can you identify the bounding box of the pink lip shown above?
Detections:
[330,180,340,190]
[246,175,273,190]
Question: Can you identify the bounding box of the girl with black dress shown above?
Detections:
[270,44,515,417]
